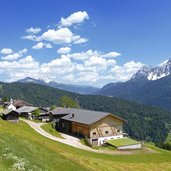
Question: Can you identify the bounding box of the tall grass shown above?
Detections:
[1,119,171,171]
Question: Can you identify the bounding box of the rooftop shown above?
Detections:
[13,100,33,107]
[106,138,140,147]
[16,106,38,113]
[2,109,19,115]
[51,107,124,125]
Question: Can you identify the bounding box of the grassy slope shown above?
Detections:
[1,119,171,171]
[41,123,64,139]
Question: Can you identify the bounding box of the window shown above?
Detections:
[117,130,120,133]
[105,131,109,134]
[93,132,96,135]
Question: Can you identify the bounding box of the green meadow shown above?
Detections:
[1,119,171,171]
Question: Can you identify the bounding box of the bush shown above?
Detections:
[85,136,92,147]
[156,142,171,150]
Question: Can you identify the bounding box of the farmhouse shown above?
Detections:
[13,100,33,109]
[16,106,39,119]
[2,109,19,122]
[38,108,50,122]
[51,107,125,146]
[16,106,48,120]
[49,107,71,122]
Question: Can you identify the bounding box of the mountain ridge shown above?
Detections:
[16,77,99,95]
[97,59,171,111]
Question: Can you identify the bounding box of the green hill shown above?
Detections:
[1,119,171,171]
[0,82,171,143]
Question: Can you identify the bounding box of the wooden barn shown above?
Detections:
[51,107,125,146]
[2,109,19,122]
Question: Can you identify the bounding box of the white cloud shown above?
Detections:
[0,48,13,55]
[73,38,88,44]
[32,42,53,49]
[22,35,38,41]
[0,48,144,87]
[1,48,27,61]
[110,61,144,82]
[26,27,41,34]
[0,56,38,70]
[22,12,88,45]
[60,11,89,27]
[45,43,53,48]
[103,52,121,58]
[39,28,73,44]
[57,47,71,54]
[32,42,44,49]
[37,27,87,45]
[67,50,98,61]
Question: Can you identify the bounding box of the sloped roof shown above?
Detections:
[50,107,70,115]
[2,109,19,115]
[16,106,38,113]
[51,107,124,125]
[13,100,33,107]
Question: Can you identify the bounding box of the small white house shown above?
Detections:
[7,99,16,110]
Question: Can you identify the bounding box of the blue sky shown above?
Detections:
[0,0,171,87]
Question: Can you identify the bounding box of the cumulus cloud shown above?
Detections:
[66,49,96,61]
[66,49,119,61]
[110,61,144,82]
[59,11,89,27]
[37,27,87,45]
[1,48,27,61]
[22,35,38,41]
[39,28,74,44]
[103,52,121,58]
[73,38,88,44]
[0,48,13,55]
[0,50,144,86]
[32,42,53,49]
[22,11,88,45]
[26,27,41,34]
[57,47,71,54]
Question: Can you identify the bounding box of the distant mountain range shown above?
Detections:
[97,59,171,111]
[14,59,171,110]
[16,77,99,95]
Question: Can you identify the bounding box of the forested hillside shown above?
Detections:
[0,82,171,143]
[97,73,171,111]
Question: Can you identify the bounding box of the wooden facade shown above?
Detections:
[2,110,19,121]
[90,114,123,139]
[59,114,123,140]
[72,122,90,137]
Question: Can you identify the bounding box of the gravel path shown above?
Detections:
[21,119,137,155]
[21,119,96,151]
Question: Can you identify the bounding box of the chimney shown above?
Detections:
[72,113,75,118]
